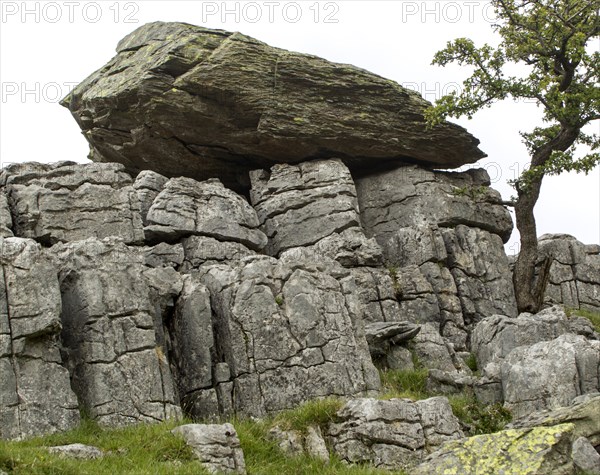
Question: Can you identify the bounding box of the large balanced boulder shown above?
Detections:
[61,22,485,190]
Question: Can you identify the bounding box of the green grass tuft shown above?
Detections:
[272,397,344,434]
[379,368,430,400]
[448,394,512,436]
[0,418,206,475]
[570,308,600,332]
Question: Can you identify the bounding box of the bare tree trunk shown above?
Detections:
[512,126,579,313]
[513,177,543,313]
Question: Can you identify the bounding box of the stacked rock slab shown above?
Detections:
[249,159,400,325]
[0,238,80,439]
[1,162,144,245]
[61,22,485,191]
[355,165,517,349]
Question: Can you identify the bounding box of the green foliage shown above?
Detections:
[567,307,600,332]
[0,418,205,475]
[452,185,489,201]
[272,398,344,434]
[426,0,599,188]
[379,367,430,400]
[448,394,513,436]
[274,295,284,307]
[465,353,479,373]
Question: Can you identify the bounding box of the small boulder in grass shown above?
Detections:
[48,443,103,459]
[172,423,246,474]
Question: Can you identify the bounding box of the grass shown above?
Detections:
[0,418,206,475]
[0,405,398,475]
[235,418,399,475]
[448,393,512,436]
[569,307,600,332]
[272,397,344,434]
[379,367,430,400]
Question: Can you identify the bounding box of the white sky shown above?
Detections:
[1,0,599,253]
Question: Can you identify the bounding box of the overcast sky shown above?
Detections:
[1,1,598,252]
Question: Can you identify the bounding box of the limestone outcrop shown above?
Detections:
[61,22,485,190]
[2,20,599,475]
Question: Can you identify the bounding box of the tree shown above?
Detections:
[426,0,600,313]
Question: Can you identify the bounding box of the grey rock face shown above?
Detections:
[168,275,219,420]
[180,235,256,271]
[442,225,517,324]
[172,423,246,474]
[133,170,168,224]
[51,238,181,426]
[62,22,485,190]
[508,395,600,446]
[355,165,513,244]
[145,177,267,250]
[365,321,420,358]
[2,162,144,245]
[198,249,380,417]
[383,225,516,350]
[270,425,329,462]
[48,443,103,459]
[0,238,80,439]
[142,242,185,269]
[471,305,571,371]
[250,160,374,259]
[572,437,600,474]
[501,334,600,419]
[0,193,12,237]
[349,267,401,324]
[536,234,600,311]
[328,397,463,470]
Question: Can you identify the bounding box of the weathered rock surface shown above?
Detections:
[501,334,600,419]
[51,238,181,426]
[269,425,329,462]
[48,443,104,459]
[0,238,80,439]
[1,162,144,245]
[536,234,600,311]
[355,165,513,244]
[172,423,246,474]
[0,193,12,238]
[508,394,600,446]
[364,321,420,358]
[572,436,600,474]
[180,235,256,271]
[413,423,577,475]
[471,305,571,370]
[62,22,485,190]
[328,397,463,470]
[250,159,376,260]
[352,166,515,348]
[197,249,380,417]
[133,170,169,224]
[145,177,267,249]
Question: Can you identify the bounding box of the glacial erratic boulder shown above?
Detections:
[62,22,485,190]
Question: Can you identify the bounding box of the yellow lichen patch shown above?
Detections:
[416,423,575,475]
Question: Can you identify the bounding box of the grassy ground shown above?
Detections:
[0,411,394,475]
[1,355,515,474]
